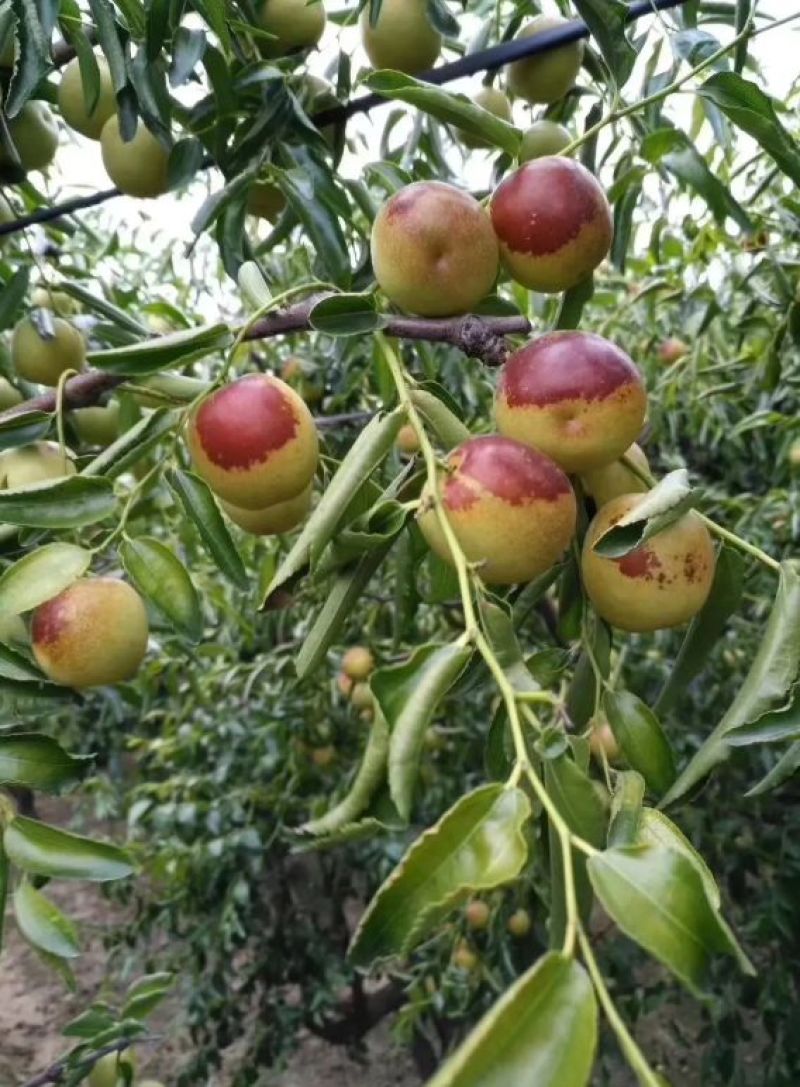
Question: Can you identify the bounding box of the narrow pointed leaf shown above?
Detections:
[4,816,134,881]
[88,323,232,375]
[83,409,178,479]
[428,952,596,1087]
[120,536,203,642]
[349,784,530,967]
[14,880,80,958]
[167,469,248,589]
[604,691,676,795]
[664,562,800,804]
[588,844,752,996]
[0,734,92,791]
[0,477,116,527]
[377,642,472,820]
[0,544,91,617]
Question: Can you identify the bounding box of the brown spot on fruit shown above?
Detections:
[495,332,647,474]
[418,435,576,585]
[490,158,612,293]
[581,494,716,632]
[371,181,499,316]
[186,374,318,510]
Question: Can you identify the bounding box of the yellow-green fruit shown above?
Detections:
[11,316,85,386]
[72,401,120,447]
[519,119,571,161]
[0,441,76,489]
[396,424,420,456]
[32,579,149,688]
[658,337,689,364]
[789,440,800,469]
[57,55,116,140]
[581,443,650,507]
[246,180,286,221]
[342,646,374,681]
[257,0,326,57]
[186,374,319,510]
[311,744,336,767]
[0,612,28,646]
[508,16,584,104]
[137,1082,165,1087]
[360,0,441,74]
[507,908,532,938]
[419,436,576,586]
[465,899,491,930]
[452,942,479,971]
[457,87,513,150]
[221,483,312,536]
[0,101,59,172]
[371,181,499,317]
[581,494,716,633]
[0,377,22,410]
[588,715,620,762]
[31,288,80,316]
[87,1049,136,1087]
[350,682,373,711]
[100,115,170,198]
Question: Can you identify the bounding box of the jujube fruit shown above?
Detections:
[490,157,612,293]
[32,578,149,688]
[495,332,647,474]
[418,435,576,586]
[246,180,286,221]
[452,941,479,971]
[588,716,620,762]
[658,337,688,364]
[87,1049,136,1087]
[0,442,76,488]
[186,374,319,510]
[0,101,58,172]
[396,424,420,456]
[465,899,491,930]
[257,0,326,56]
[581,495,716,632]
[507,907,532,937]
[519,119,571,162]
[311,744,336,768]
[57,54,116,140]
[0,377,22,410]
[581,443,650,507]
[350,682,373,711]
[100,116,170,198]
[72,401,120,447]
[342,646,374,681]
[457,87,513,149]
[371,181,499,316]
[221,483,312,536]
[31,287,80,315]
[508,15,584,104]
[360,0,441,74]
[11,316,86,386]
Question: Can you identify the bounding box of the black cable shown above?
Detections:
[0,0,690,239]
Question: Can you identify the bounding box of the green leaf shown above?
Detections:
[427,952,596,1087]
[0,838,7,952]
[480,598,540,695]
[604,691,676,795]
[166,469,248,590]
[123,971,174,1019]
[5,0,50,116]
[641,128,752,231]
[83,408,178,479]
[364,71,521,157]
[14,880,80,958]
[277,156,352,287]
[300,713,390,837]
[348,784,530,967]
[588,844,752,996]
[746,740,800,797]
[0,267,30,330]
[637,808,720,909]
[555,275,595,331]
[0,477,116,528]
[0,734,92,791]
[376,641,473,821]
[262,410,404,607]
[309,294,388,336]
[4,816,134,881]
[0,543,91,617]
[57,282,149,336]
[0,410,52,450]
[607,771,645,848]
[698,72,800,186]
[0,644,41,682]
[591,469,695,557]
[571,0,635,89]
[88,323,232,375]
[655,547,744,714]
[408,388,471,449]
[120,536,203,642]
[664,562,800,804]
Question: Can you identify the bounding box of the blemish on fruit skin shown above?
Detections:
[31,593,71,648]
[617,547,661,580]
[196,375,298,470]
[500,332,643,408]
[491,159,610,257]
[443,436,572,511]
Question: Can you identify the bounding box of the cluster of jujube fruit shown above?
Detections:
[370,157,715,634]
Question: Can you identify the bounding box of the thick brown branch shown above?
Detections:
[0,302,530,427]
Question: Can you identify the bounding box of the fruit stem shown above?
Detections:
[577,922,664,1087]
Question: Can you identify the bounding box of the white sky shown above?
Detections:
[35,0,800,321]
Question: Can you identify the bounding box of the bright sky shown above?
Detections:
[37,0,799,320]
